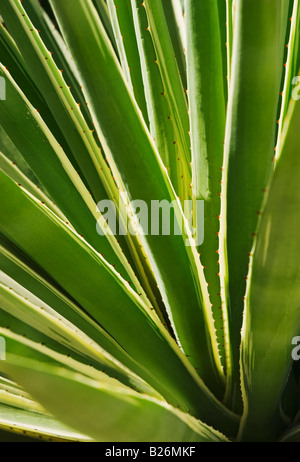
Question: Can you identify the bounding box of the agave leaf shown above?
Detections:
[162,0,187,91]
[131,0,180,191]
[280,424,300,442]
[0,63,149,300]
[0,303,100,373]
[0,168,238,433]
[0,277,160,397]
[277,0,300,155]
[106,0,149,125]
[0,387,43,415]
[225,0,233,85]
[0,376,26,395]
[0,403,91,442]
[0,20,52,126]
[143,0,191,202]
[0,0,155,288]
[0,17,84,175]
[186,0,227,371]
[279,368,300,426]
[0,234,157,382]
[0,282,151,390]
[0,150,64,220]
[295,16,300,77]
[221,0,290,412]
[170,0,186,56]
[0,233,76,302]
[93,0,118,53]
[0,355,230,442]
[0,429,41,443]
[0,0,116,204]
[217,0,228,104]
[238,98,300,441]
[1,0,295,443]
[22,0,94,127]
[49,0,225,397]
[0,376,47,426]
[0,375,40,405]
[0,327,154,392]
[0,236,168,395]
[0,125,43,188]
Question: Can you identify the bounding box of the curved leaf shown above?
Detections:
[0,356,230,442]
[238,98,300,441]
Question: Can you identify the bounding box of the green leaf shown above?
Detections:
[0,169,238,433]
[280,424,300,442]
[221,0,290,412]
[186,0,227,370]
[130,0,181,192]
[0,63,148,299]
[0,382,43,415]
[217,0,228,104]
[0,403,90,442]
[238,98,300,441]
[22,0,94,128]
[225,0,233,85]
[0,17,84,175]
[0,20,50,125]
[0,234,159,386]
[0,283,140,383]
[93,0,118,53]
[107,0,149,125]
[49,0,226,397]
[0,427,42,442]
[162,0,187,91]
[0,356,230,442]
[0,279,160,396]
[277,0,300,155]
[0,327,150,394]
[0,0,115,204]
[0,125,41,188]
[143,0,191,203]
[0,150,64,220]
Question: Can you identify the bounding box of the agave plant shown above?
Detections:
[0,0,299,443]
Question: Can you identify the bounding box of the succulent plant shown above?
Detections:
[0,0,299,443]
